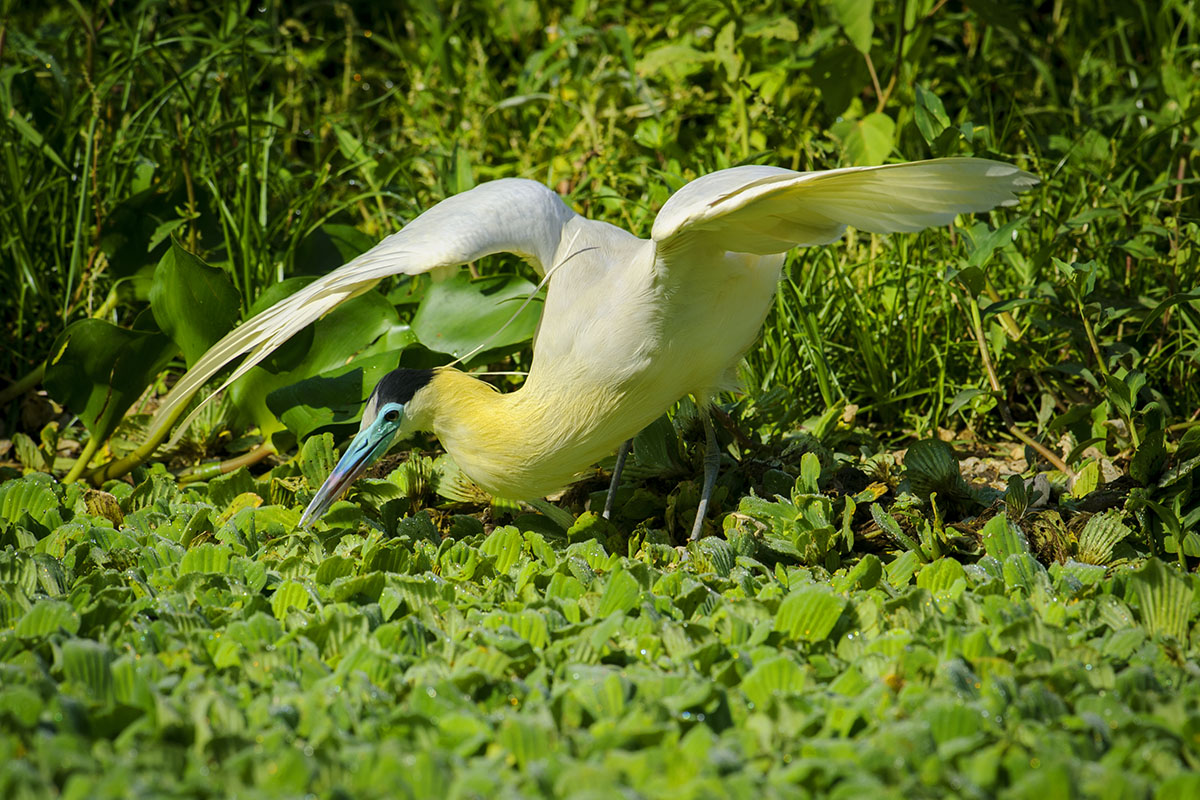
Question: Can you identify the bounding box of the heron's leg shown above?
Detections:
[690,407,721,541]
[603,438,632,520]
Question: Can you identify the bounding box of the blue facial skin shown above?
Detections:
[299,402,405,526]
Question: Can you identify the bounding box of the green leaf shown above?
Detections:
[316,555,355,584]
[871,503,921,555]
[497,715,556,771]
[149,243,240,366]
[981,513,1029,560]
[480,526,524,574]
[1129,558,1192,642]
[830,0,875,53]
[299,432,337,490]
[3,108,69,170]
[832,111,895,166]
[0,475,58,526]
[775,584,845,642]
[15,599,80,638]
[925,700,981,745]
[914,85,951,145]
[906,439,964,501]
[268,350,418,440]
[741,655,806,707]
[179,543,232,575]
[694,536,736,578]
[1072,460,1100,499]
[595,568,640,617]
[1076,511,1132,565]
[1130,405,1167,485]
[798,452,821,494]
[271,580,311,619]
[62,639,115,702]
[44,313,178,444]
[917,558,967,606]
[1002,552,1049,594]
[411,271,541,360]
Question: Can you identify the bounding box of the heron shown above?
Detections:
[146,157,1036,538]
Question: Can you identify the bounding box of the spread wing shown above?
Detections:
[651,157,1039,256]
[146,178,577,444]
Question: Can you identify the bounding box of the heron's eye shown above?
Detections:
[384,409,400,423]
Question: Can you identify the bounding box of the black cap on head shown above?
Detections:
[371,368,436,405]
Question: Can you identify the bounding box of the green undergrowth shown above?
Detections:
[2,444,1199,798]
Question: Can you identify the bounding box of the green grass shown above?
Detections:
[1,0,1199,797]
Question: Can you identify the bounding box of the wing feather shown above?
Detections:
[147,178,576,443]
[652,158,1038,255]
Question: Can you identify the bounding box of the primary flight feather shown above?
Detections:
[145,157,1037,535]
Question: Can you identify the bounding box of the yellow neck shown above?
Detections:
[403,368,634,500]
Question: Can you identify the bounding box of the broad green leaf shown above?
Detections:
[271,580,311,619]
[906,439,963,501]
[43,313,178,444]
[1130,558,1192,641]
[925,700,981,745]
[981,513,1029,560]
[480,526,523,574]
[832,112,894,166]
[1003,553,1051,594]
[886,549,922,586]
[411,271,542,359]
[269,349,418,440]
[914,85,951,145]
[316,555,355,584]
[834,554,882,592]
[15,599,79,638]
[830,0,875,53]
[62,639,114,702]
[498,714,556,771]
[775,584,845,642]
[1072,460,1100,498]
[0,685,44,727]
[179,543,232,575]
[148,243,240,366]
[1077,511,1132,565]
[595,568,640,617]
[917,558,967,606]
[798,451,821,495]
[693,536,735,577]
[741,655,805,707]
[300,433,337,489]
[0,475,58,526]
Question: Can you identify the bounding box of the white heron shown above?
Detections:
[146,157,1037,538]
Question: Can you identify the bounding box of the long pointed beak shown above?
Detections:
[300,419,397,526]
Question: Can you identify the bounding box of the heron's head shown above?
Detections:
[300,367,436,525]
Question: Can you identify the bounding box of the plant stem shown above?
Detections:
[63,435,101,484]
[0,365,44,407]
[961,289,1077,480]
[177,442,276,483]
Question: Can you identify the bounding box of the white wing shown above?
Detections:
[147,178,577,443]
[651,157,1039,255]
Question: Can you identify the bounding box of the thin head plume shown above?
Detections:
[445,229,597,369]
